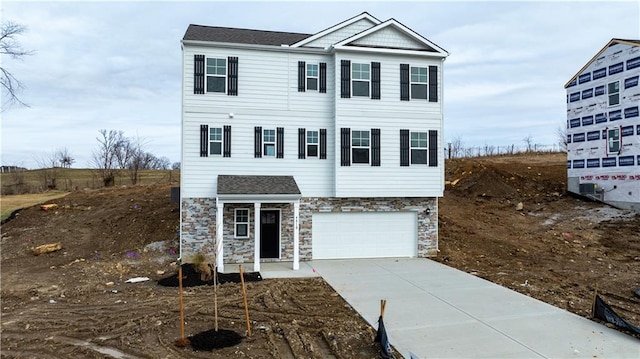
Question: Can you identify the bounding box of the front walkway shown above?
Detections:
[251,258,639,359]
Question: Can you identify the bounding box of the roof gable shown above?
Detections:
[334,19,448,57]
[564,38,640,88]
[183,24,311,46]
[291,12,381,48]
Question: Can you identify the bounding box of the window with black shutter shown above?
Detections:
[428,66,438,102]
[276,127,284,158]
[371,128,381,166]
[200,124,208,156]
[319,62,327,93]
[194,55,205,94]
[298,61,305,92]
[400,129,409,166]
[298,128,306,159]
[340,128,351,166]
[228,56,238,96]
[428,130,438,166]
[341,60,351,98]
[319,128,327,159]
[371,62,381,100]
[254,126,262,158]
[400,64,409,101]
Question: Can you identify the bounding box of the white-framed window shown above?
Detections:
[410,66,428,99]
[608,127,620,154]
[263,129,276,156]
[410,131,428,164]
[351,130,370,164]
[234,208,249,238]
[306,64,318,91]
[607,80,620,106]
[209,127,222,155]
[352,63,370,97]
[307,130,318,157]
[206,58,226,93]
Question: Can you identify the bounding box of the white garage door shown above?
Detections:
[312,211,417,259]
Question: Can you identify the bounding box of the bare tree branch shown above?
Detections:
[1,21,34,108]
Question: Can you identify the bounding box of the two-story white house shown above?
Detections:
[565,39,640,212]
[180,12,449,272]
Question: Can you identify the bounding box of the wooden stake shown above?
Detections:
[174,264,189,347]
[214,258,219,331]
[239,265,252,336]
[380,299,387,318]
[591,282,598,318]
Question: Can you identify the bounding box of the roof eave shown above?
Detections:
[334,44,448,58]
[182,39,330,54]
[216,194,302,203]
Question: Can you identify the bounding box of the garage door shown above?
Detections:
[312,211,417,259]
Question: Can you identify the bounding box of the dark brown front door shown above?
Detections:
[260,210,279,258]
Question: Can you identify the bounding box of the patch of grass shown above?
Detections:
[0,191,70,221]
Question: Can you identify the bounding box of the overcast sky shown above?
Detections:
[2,1,639,169]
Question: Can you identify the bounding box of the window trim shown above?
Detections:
[263,128,276,157]
[607,80,620,107]
[234,208,250,239]
[306,130,319,157]
[209,127,222,155]
[351,130,370,164]
[206,57,227,93]
[607,127,620,155]
[351,63,370,97]
[410,131,428,164]
[410,66,428,100]
[306,63,319,91]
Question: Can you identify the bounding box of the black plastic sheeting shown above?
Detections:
[593,294,640,336]
[157,264,262,287]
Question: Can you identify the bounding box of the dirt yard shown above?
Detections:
[1,153,639,358]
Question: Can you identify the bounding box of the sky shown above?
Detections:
[1,1,639,169]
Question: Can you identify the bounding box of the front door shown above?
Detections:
[260,210,280,258]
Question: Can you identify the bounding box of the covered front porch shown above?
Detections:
[215,175,302,273]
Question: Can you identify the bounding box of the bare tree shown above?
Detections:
[1,21,34,108]
[91,129,125,187]
[556,124,568,152]
[56,147,75,168]
[171,162,181,170]
[34,150,59,190]
[523,135,533,153]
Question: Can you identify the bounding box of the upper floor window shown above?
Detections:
[307,64,318,91]
[351,130,370,163]
[410,132,428,164]
[206,58,226,93]
[209,127,222,155]
[263,129,276,157]
[352,63,370,97]
[608,81,620,106]
[411,67,428,99]
[307,130,318,157]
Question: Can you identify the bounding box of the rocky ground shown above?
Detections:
[1,153,639,358]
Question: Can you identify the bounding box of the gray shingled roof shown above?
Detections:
[217,175,301,195]
[184,24,311,46]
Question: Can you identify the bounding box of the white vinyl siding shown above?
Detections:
[312,212,417,259]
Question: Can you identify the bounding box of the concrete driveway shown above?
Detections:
[304,258,639,359]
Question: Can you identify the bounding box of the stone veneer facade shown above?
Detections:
[181,197,438,263]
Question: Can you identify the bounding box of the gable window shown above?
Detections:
[410,132,428,164]
[263,129,276,157]
[234,209,249,238]
[307,130,318,157]
[410,67,428,99]
[307,64,318,91]
[608,81,620,106]
[352,63,370,97]
[351,130,370,163]
[209,127,222,155]
[206,58,226,93]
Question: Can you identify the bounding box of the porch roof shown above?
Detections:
[217,175,301,202]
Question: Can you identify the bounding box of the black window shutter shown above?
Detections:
[276,127,284,159]
[319,62,327,93]
[400,129,409,166]
[194,55,205,94]
[200,124,208,157]
[400,64,409,101]
[428,66,438,102]
[320,128,327,159]
[298,128,306,159]
[223,125,231,157]
[341,60,351,98]
[254,126,262,158]
[340,128,351,166]
[228,56,238,96]
[428,130,438,166]
[371,62,381,100]
[371,128,381,166]
[298,61,305,92]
